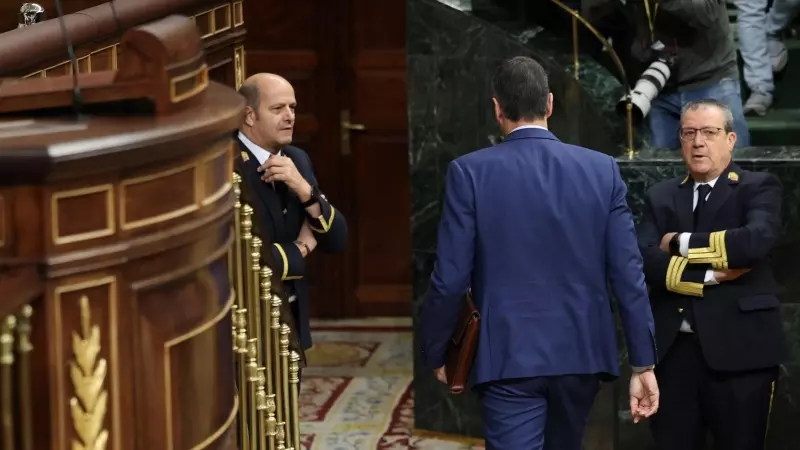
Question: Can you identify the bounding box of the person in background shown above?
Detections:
[235,73,348,356]
[630,0,751,148]
[735,0,800,115]
[638,98,786,450]
[420,56,659,450]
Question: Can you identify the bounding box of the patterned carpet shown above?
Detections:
[299,318,485,450]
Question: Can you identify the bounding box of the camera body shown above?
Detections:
[617,41,678,123]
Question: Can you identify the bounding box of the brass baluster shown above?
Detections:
[276,427,286,450]
[289,351,301,450]
[247,235,265,450]
[279,324,292,449]
[261,267,277,448]
[0,316,17,450]
[17,306,33,450]
[251,237,263,346]
[241,204,255,334]
[232,305,239,353]
[235,309,250,450]
[255,367,268,450]
[246,339,259,450]
[240,201,256,449]
[271,296,286,449]
[232,173,246,313]
[232,173,250,448]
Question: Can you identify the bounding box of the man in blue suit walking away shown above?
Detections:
[420,56,661,449]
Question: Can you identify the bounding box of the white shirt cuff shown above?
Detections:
[679,233,690,257]
[704,269,718,285]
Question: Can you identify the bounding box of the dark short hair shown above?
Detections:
[238,83,261,110]
[491,56,550,121]
[680,99,735,133]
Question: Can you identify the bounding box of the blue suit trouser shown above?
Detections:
[476,375,600,450]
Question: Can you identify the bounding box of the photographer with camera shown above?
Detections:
[622,0,750,149]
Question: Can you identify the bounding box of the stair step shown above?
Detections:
[736,36,800,111]
[747,109,800,145]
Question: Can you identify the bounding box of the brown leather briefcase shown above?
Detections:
[445,290,481,394]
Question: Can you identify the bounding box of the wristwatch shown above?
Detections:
[301,185,321,208]
[668,234,681,256]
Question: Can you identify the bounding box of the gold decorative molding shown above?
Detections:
[19,1,238,80]
[169,64,210,104]
[232,1,244,27]
[1,315,17,450]
[69,295,109,450]
[119,163,199,231]
[192,4,233,39]
[234,45,246,90]
[23,45,119,79]
[54,277,119,450]
[51,185,116,245]
[17,305,34,450]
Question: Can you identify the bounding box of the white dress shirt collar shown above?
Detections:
[693,176,719,191]
[238,131,281,165]
[510,124,548,133]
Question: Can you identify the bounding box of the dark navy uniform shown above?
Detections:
[234,136,347,351]
[638,163,786,450]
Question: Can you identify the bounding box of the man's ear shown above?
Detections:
[492,97,503,120]
[727,131,737,150]
[545,93,554,119]
[244,107,256,127]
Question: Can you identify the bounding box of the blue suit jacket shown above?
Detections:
[420,128,657,385]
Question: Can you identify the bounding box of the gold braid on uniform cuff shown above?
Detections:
[687,230,728,269]
[309,207,336,233]
[666,256,703,297]
[273,243,289,280]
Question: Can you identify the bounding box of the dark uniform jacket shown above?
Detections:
[234,136,347,350]
[638,163,787,372]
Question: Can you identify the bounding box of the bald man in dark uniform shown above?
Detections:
[234,73,347,352]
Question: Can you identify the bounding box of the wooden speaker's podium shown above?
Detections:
[0,15,304,450]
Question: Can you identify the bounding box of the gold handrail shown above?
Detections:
[548,0,635,157]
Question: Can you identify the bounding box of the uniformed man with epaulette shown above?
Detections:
[638,98,787,450]
[234,73,348,355]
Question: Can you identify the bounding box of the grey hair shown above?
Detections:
[238,83,260,111]
[680,99,735,133]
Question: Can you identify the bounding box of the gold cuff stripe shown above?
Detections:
[666,256,703,297]
[309,207,336,233]
[686,230,728,269]
[272,243,290,280]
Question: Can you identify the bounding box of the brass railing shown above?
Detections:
[548,0,635,157]
[0,305,34,450]
[229,172,302,450]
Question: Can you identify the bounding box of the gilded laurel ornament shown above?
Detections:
[69,295,109,450]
